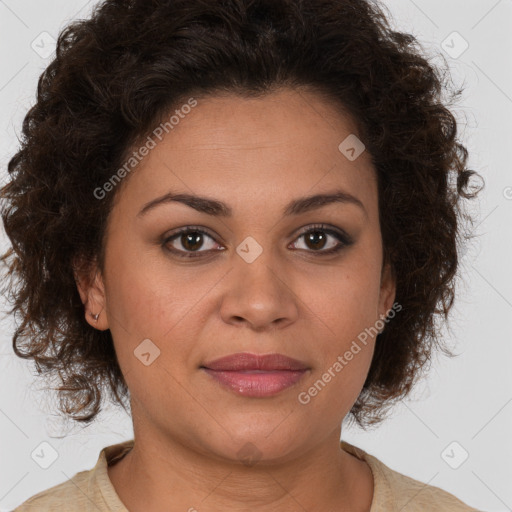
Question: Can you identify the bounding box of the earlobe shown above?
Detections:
[73,259,109,331]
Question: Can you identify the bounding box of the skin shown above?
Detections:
[76,87,396,512]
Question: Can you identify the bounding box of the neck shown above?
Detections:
[107,425,373,511]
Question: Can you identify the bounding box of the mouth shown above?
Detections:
[201,368,308,397]
[200,352,310,397]
[202,352,310,371]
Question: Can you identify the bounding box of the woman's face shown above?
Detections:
[80,87,395,462]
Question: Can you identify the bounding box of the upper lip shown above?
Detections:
[201,352,310,371]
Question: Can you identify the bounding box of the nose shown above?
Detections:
[219,251,299,332]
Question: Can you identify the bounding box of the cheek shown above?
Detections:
[104,260,206,423]
[302,259,382,346]
[103,244,226,386]
[104,238,210,338]
[297,297,377,418]
[295,261,380,408]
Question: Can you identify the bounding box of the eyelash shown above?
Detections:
[162,224,353,259]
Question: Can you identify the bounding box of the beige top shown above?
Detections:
[14,439,481,511]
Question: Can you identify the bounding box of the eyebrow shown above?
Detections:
[137,189,367,220]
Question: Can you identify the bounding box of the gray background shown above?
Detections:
[0,1,511,511]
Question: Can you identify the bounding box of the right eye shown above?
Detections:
[162,227,224,258]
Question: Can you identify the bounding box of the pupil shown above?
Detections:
[183,232,202,251]
[307,231,326,250]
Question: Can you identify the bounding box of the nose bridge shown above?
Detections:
[220,238,298,329]
[234,239,286,301]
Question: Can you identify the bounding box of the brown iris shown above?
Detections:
[304,230,327,250]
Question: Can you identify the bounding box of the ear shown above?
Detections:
[73,257,109,331]
[377,261,396,330]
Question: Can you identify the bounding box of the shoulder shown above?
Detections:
[341,441,483,512]
[12,469,93,511]
[12,440,134,512]
[370,458,482,511]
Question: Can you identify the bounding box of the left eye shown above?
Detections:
[290,225,350,253]
[163,224,352,258]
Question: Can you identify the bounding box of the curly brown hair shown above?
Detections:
[0,0,482,428]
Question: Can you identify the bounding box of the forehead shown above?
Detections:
[112,88,377,221]
[164,88,363,156]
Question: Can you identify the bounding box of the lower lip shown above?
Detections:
[202,369,308,397]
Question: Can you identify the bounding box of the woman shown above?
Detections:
[1,0,484,510]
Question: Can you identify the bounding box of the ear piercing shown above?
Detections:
[90,311,100,321]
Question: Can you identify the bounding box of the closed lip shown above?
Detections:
[201,352,310,371]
